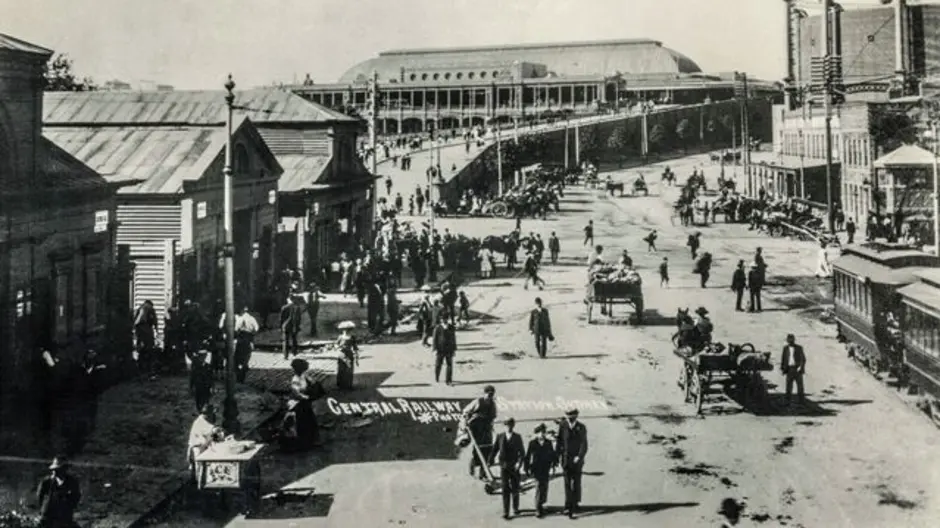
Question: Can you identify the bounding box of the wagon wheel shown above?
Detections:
[682,364,693,403]
[692,370,705,414]
[489,202,508,217]
[586,300,593,324]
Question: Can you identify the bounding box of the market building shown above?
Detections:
[288,39,779,133]
[43,89,375,314]
[0,33,123,403]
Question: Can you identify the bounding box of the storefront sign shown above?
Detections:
[268,190,277,205]
[326,397,469,424]
[197,201,207,219]
[94,210,109,233]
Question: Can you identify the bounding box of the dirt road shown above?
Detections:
[163,154,940,528]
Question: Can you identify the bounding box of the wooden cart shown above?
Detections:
[674,343,772,414]
[585,281,643,324]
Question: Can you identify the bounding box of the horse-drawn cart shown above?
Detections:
[673,343,772,414]
[585,281,644,324]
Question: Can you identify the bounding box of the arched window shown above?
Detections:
[410,74,417,81]
[422,73,428,80]
[444,73,451,80]
[493,71,499,78]
[468,72,475,79]
[235,144,250,175]
[456,72,463,80]
[433,73,440,80]
[480,71,487,78]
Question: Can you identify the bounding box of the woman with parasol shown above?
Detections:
[335,321,360,390]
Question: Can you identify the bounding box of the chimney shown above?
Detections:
[895,0,907,77]
[785,0,795,83]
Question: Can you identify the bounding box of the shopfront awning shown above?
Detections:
[750,154,836,171]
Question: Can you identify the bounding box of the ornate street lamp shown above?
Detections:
[222,74,240,434]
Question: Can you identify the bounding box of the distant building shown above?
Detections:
[155,84,174,91]
[288,38,779,134]
[102,79,132,91]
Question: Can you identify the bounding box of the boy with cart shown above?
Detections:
[462,385,498,480]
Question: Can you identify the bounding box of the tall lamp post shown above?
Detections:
[222,75,239,434]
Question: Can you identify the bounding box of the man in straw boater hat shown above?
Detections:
[36,457,82,527]
[556,408,588,519]
[489,417,526,520]
[525,423,557,518]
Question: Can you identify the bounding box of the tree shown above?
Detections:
[44,54,97,91]
[607,125,626,151]
[705,119,717,146]
[720,114,734,143]
[869,108,918,156]
[675,118,691,152]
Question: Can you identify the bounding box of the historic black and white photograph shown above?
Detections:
[2,0,940,526]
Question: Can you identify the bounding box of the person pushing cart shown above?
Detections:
[462,385,498,480]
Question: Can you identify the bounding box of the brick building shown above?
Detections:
[0,34,123,405]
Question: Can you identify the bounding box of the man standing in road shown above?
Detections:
[490,417,526,520]
[583,220,594,247]
[529,297,554,358]
[525,423,557,518]
[846,217,856,244]
[659,257,670,288]
[780,334,806,405]
[556,408,588,519]
[747,263,763,313]
[432,319,456,385]
[36,457,81,527]
[463,385,498,480]
[731,260,747,312]
[548,231,561,265]
[280,295,305,360]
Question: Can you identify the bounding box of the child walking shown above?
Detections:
[658,257,669,288]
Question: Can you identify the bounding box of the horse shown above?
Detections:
[672,308,702,350]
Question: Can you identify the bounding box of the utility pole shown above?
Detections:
[369,71,379,222]
[822,0,836,234]
[428,124,436,235]
[221,75,239,434]
[932,120,939,254]
[564,116,570,168]
[497,126,504,195]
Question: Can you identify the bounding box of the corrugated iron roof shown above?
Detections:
[37,137,110,190]
[43,88,354,126]
[873,144,937,168]
[0,33,53,57]
[44,126,226,194]
[277,155,332,193]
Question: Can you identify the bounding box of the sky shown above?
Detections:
[1,0,910,90]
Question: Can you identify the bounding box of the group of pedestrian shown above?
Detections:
[462,385,589,520]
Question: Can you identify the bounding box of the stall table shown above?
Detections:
[195,441,265,515]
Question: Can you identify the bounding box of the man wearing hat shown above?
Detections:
[556,408,588,518]
[490,417,526,520]
[529,297,554,358]
[462,385,498,480]
[525,423,557,518]
[747,262,764,313]
[432,317,457,385]
[780,334,806,405]
[417,286,433,346]
[36,457,81,527]
[694,307,714,349]
[731,260,747,312]
[280,295,305,360]
[189,340,214,412]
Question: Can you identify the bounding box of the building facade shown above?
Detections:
[0,34,122,404]
[45,117,282,334]
[289,39,780,134]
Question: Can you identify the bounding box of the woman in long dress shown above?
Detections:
[284,358,321,451]
[478,247,493,278]
[335,322,360,390]
[816,242,832,278]
[339,254,353,295]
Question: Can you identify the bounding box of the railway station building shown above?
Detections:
[288,39,779,134]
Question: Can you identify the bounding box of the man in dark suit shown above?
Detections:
[548,232,561,264]
[731,260,747,311]
[556,408,588,518]
[525,423,557,518]
[780,334,806,405]
[490,417,526,520]
[280,296,305,360]
[432,320,456,385]
[747,263,763,313]
[529,297,554,358]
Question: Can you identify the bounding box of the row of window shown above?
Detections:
[904,304,940,359]
[409,70,503,82]
[778,131,869,167]
[834,271,872,319]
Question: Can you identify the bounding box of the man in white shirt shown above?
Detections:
[587,245,605,267]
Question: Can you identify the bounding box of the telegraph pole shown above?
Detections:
[822,0,836,234]
[428,124,436,234]
[932,120,939,253]
[497,125,504,196]
[369,71,379,221]
[221,75,239,434]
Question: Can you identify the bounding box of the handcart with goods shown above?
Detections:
[673,342,773,414]
[585,264,644,324]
